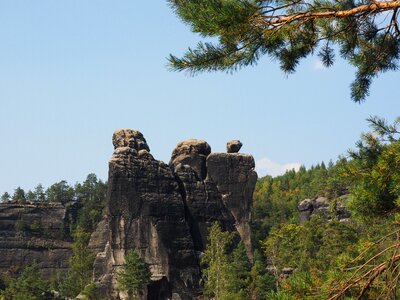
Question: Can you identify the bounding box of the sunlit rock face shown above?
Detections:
[91,129,257,300]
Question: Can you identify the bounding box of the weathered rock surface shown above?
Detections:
[92,131,257,299]
[170,139,211,180]
[0,202,76,279]
[206,153,257,258]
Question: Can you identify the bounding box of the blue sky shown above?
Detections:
[0,1,398,194]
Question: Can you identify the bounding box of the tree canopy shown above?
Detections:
[168,0,400,102]
[117,249,151,300]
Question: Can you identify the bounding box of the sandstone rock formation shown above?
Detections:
[298,195,351,223]
[0,202,77,279]
[91,130,257,300]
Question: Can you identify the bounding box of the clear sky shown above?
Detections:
[0,1,398,194]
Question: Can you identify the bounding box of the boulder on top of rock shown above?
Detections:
[226,140,243,153]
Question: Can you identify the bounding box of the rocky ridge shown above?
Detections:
[90,131,257,299]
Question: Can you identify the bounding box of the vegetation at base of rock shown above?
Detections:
[202,222,272,300]
[0,174,106,299]
[1,116,399,299]
[1,262,47,300]
[59,227,94,298]
[116,248,151,300]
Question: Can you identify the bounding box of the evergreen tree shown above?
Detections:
[75,174,107,232]
[1,192,10,202]
[26,190,35,203]
[168,0,400,102]
[344,116,400,219]
[226,241,251,299]
[249,250,275,300]
[117,248,151,300]
[46,180,74,204]
[60,227,94,297]
[2,262,47,300]
[33,184,46,203]
[201,222,233,300]
[12,187,26,204]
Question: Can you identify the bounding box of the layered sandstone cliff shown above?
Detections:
[0,202,77,279]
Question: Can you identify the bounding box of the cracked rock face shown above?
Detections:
[91,131,257,299]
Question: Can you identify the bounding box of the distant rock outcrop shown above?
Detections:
[91,130,257,300]
[298,195,351,223]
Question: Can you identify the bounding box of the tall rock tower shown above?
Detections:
[90,130,257,299]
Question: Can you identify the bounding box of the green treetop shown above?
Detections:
[1,261,47,300]
[12,187,26,204]
[1,192,10,202]
[117,248,151,300]
[45,180,74,204]
[168,0,400,102]
[60,226,94,298]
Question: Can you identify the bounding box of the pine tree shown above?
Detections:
[344,116,400,219]
[33,184,46,203]
[117,248,151,300]
[1,192,10,202]
[168,0,400,102]
[26,190,35,203]
[249,250,275,300]
[2,262,47,300]
[46,180,74,204]
[226,241,251,299]
[60,227,94,297]
[201,222,233,300]
[12,187,26,204]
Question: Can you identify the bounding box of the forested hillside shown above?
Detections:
[1,116,399,299]
[250,116,400,299]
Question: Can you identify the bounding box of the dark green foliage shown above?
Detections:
[250,250,275,300]
[255,116,400,298]
[33,184,46,203]
[46,180,75,204]
[252,161,349,245]
[344,116,400,220]
[117,249,151,300]
[74,174,107,232]
[169,0,400,102]
[26,190,35,202]
[0,174,107,299]
[81,282,105,300]
[1,192,10,202]
[202,223,267,299]
[201,222,234,299]
[60,227,94,298]
[226,242,252,299]
[1,262,47,300]
[12,187,26,204]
